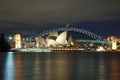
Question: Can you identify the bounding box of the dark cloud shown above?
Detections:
[0,0,120,23]
[0,0,120,36]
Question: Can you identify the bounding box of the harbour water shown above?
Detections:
[0,51,120,80]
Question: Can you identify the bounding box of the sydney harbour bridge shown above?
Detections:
[29,27,111,45]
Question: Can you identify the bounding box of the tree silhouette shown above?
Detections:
[0,33,11,52]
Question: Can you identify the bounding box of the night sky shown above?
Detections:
[0,0,120,37]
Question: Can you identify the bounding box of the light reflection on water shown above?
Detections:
[98,57,105,80]
[3,52,15,80]
[1,52,120,80]
[110,55,120,80]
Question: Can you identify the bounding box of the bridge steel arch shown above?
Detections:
[36,27,105,41]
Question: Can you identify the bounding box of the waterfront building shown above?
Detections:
[14,34,21,49]
[107,36,117,50]
[36,30,77,47]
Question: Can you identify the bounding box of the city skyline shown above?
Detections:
[0,0,120,37]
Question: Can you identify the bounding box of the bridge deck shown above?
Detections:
[76,39,112,44]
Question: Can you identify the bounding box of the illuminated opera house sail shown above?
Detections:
[36,30,76,47]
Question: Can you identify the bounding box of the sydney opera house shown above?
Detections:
[36,30,77,48]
